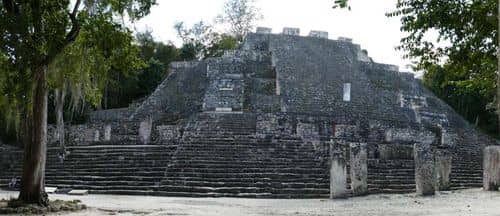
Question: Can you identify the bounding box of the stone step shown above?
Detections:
[169,157,322,164]
[87,189,328,198]
[162,172,328,179]
[43,167,326,174]
[161,176,328,183]
[159,180,329,188]
[368,184,415,190]
[368,188,415,194]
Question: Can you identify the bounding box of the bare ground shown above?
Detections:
[1,189,499,216]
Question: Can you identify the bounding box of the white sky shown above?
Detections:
[131,0,414,72]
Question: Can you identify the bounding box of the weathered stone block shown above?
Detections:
[93,130,100,142]
[68,190,88,195]
[385,128,435,145]
[283,27,300,36]
[338,37,353,42]
[435,150,452,191]
[256,27,272,34]
[297,122,319,139]
[156,125,180,141]
[483,146,500,191]
[334,125,359,139]
[414,143,436,196]
[309,30,328,39]
[139,118,153,144]
[350,143,368,196]
[330,141,347,198]
[378,143,414,160]
[104,124,112,141]
[256,114,279,138]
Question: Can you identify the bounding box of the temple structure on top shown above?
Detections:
[2,27,498,198]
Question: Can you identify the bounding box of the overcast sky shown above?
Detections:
[131,0,413,72]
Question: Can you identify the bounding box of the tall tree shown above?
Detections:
[217,0,263,42]
[0,0,155,206]
[48,23,145,151]
[174,21,237,59]
[334,0,499,135]
[386,0,498,135]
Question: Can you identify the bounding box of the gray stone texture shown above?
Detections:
[139,118,153,144]
[350,142,368,195]
[330,141,348,198]
[130,61,208,121]
[104,125,112,141]
[38,29,500,197]
[337,37,353,42]
[378,143,414,160]
[308,30,328,39]
[156,125,181,141]
[414,143,436,196]
[435,150,452,190]
[282,27,300,35]
[483,146,500,191]
[256,27,272,34]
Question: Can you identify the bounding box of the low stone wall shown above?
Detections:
[88,108,133,123]
[155,125,181,141]
[378,143,414,160]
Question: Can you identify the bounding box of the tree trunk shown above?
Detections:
[498,0,500,136]
[55,81,67,150]
[19,65,49,206]
[103,85,108,110]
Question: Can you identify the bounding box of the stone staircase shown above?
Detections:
[162,112,330,198]
[183,112,257,138]
[0,124,484,198]
[450,159,483,190]
[367,159,416,194]
[0,144,177,194]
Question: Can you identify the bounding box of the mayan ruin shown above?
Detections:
[1,28,497,199]
[1,0,499,215]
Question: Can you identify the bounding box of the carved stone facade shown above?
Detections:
[33,27,499,198]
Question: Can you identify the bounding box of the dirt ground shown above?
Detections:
[1,188,499,216]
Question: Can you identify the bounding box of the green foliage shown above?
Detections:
[137,58,165,97]
[0,0,156,142]
[387,0,498,135]
[174,21,238,60]
[332,0,350,10]
[103,30,180,109]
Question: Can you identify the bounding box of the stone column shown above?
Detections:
[350,142,368,196]
[414,142,436,196]
[435,149,452,191]
[104,124,112,141]
[330,140,348,198]
[139,118,153,144]
[93,130,100,142]
[483,146,500,191]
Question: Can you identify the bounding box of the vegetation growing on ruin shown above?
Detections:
[337,0,499,137]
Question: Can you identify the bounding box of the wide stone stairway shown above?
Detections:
[159,112,330,198]
[0,145,178,193]
[0,114,484,197]
[367,159,416,194]
[0,113,330,198]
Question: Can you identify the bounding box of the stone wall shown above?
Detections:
[88,108,133,123]
[130,61,208,121]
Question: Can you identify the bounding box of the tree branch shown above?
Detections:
[41,0,82,66]
[2,0,19,14]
